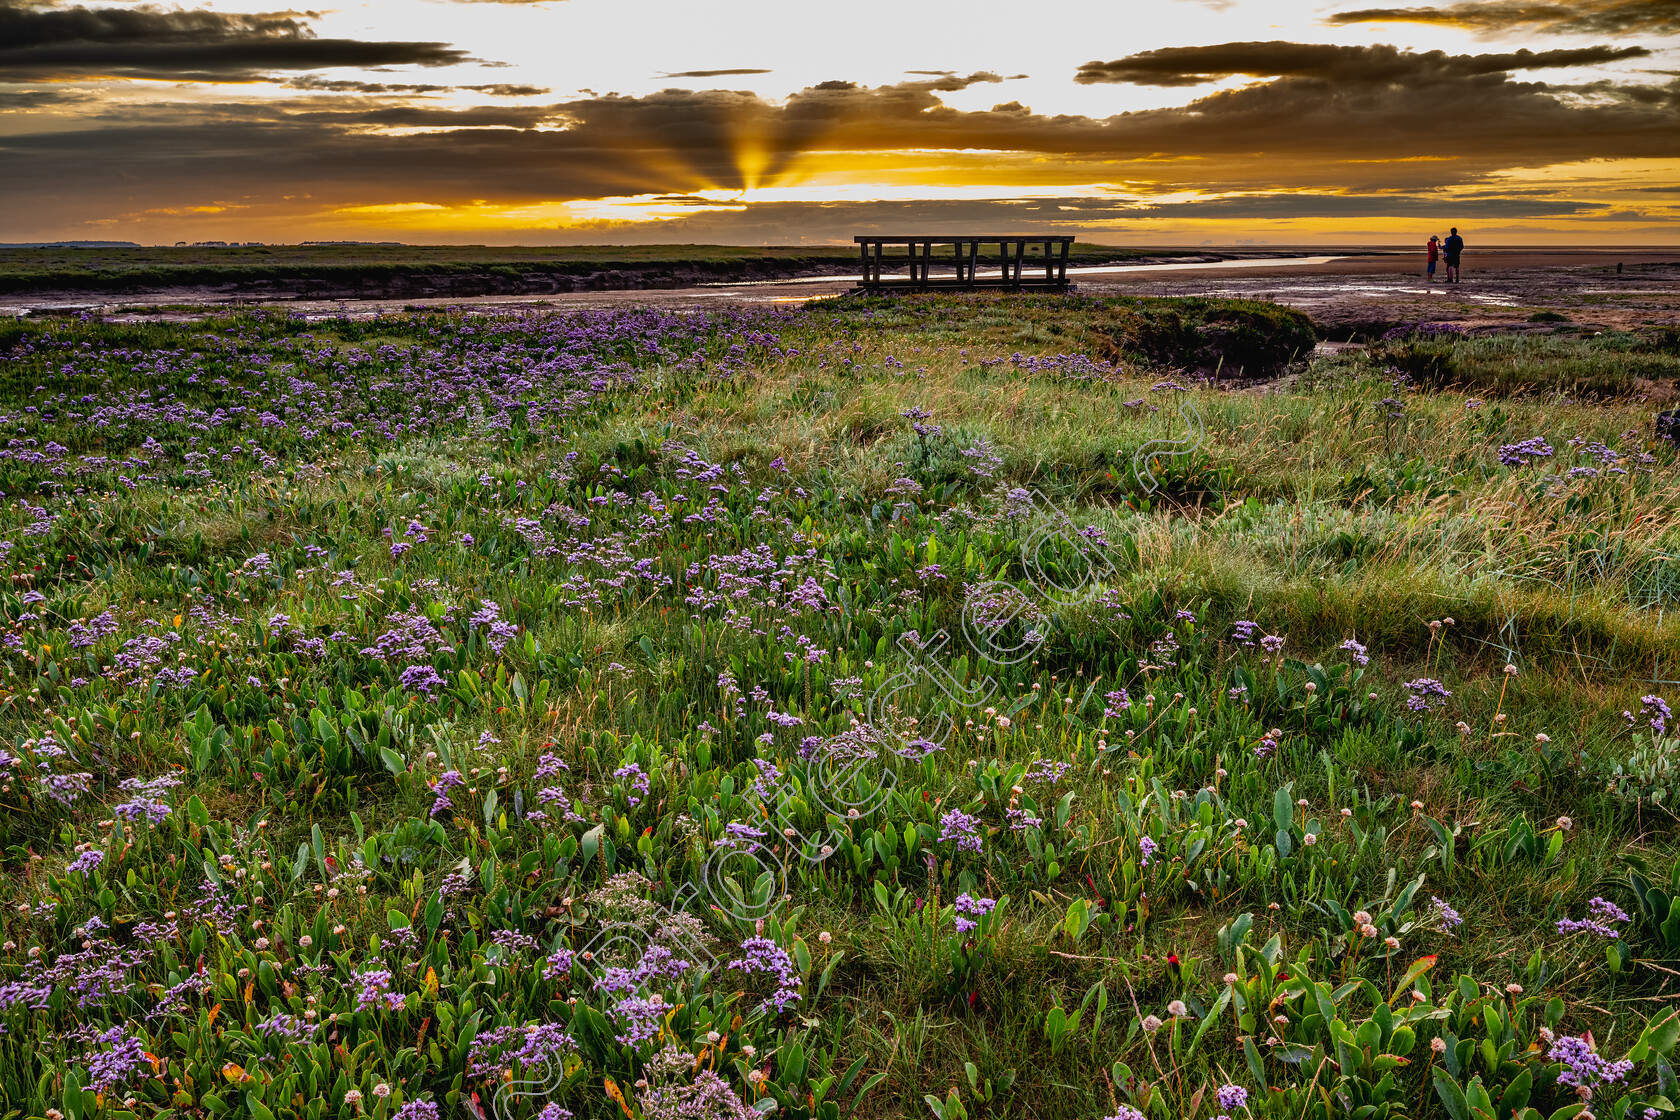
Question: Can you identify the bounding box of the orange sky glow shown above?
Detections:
[2,0,1677,245]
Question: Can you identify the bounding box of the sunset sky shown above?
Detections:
[2,0,1677,245]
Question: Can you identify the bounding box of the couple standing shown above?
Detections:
[1427,228,1464,283]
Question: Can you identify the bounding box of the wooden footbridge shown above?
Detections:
[853,235,1075,292]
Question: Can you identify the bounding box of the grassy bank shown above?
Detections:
[1,295,1679,1120]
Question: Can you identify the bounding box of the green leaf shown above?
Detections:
[1274,785,1295,831]
[1633,1009,1680,1063]
[1243,1041,1263,1088]
[1497,1069,1533,1117]
[1432,1069,1472,1120]
[245,1094,277,1120]
[63,1069,84,1120]
[1391,954,1439,1002]
[580,823,604,868]
[1189,983,1231,1057]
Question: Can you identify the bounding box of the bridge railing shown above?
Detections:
[853,236,1075,291]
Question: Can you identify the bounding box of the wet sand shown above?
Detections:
[6,248,1677,335]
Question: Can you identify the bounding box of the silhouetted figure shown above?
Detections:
[1426,235,1439,283]
[1443,228,1463,283]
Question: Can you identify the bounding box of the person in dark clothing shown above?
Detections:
[1443,227,1464,283]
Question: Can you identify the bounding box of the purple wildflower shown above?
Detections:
[952,893,996,934]
[938,809,984,853]
[1498,437,1555,468]
[1557,897,1629,939]
[728,936,802,1014]
[1549,1035,1632,1095]
[1642,695,1672,734]
[67,849,104,874]
[83,1026,148,1092]
[1404,678,1451,712]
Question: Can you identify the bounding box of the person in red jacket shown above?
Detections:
[1426,235,1440,282]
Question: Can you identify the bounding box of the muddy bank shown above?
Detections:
[0,247,1369,307]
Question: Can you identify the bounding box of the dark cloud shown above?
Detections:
[3,62,1677,237]
[0,0,466,81]
[1124,193,1611,217]
[659,68,772,78]
[1075,42,1649,85]
[0,86,93,109]
[500,194,1673,244]
[283,77,548,96]
[1327,0,1680,36]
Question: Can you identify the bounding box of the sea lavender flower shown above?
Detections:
[1138,836,1158,867]
[1556,897,1630,939]
[1216,1084,1249,1112]
[938,809,983,853]
[1550,1034,1633,1095]
[611,993,672,1045]
[82,1026,148,1092]
[1007,807,1043,831]
[1498,437,1554,468]
[1103,689,1131,718]
[399,664,447,696]
[728,936,802,1014]
[613,762,650,807]
[1025,759,1071,785]
[637,1045,752,1120]
[1340,638,1369,666]
[392,1102,439,1120]
[429,769,465,817]
[113,774,180,825]
[1642,694,1672,734]
[1404,678,1451,711]
[254,1012,318,1044]
[1260,634,1285,655]
[952,894,996,934]
[1231,620,1259,647]
[67,849,104,874]
[1430,896,1463,932]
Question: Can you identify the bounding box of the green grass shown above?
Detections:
[1,295,1679,1120]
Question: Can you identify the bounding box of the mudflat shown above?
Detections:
[5,247,1676,336]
